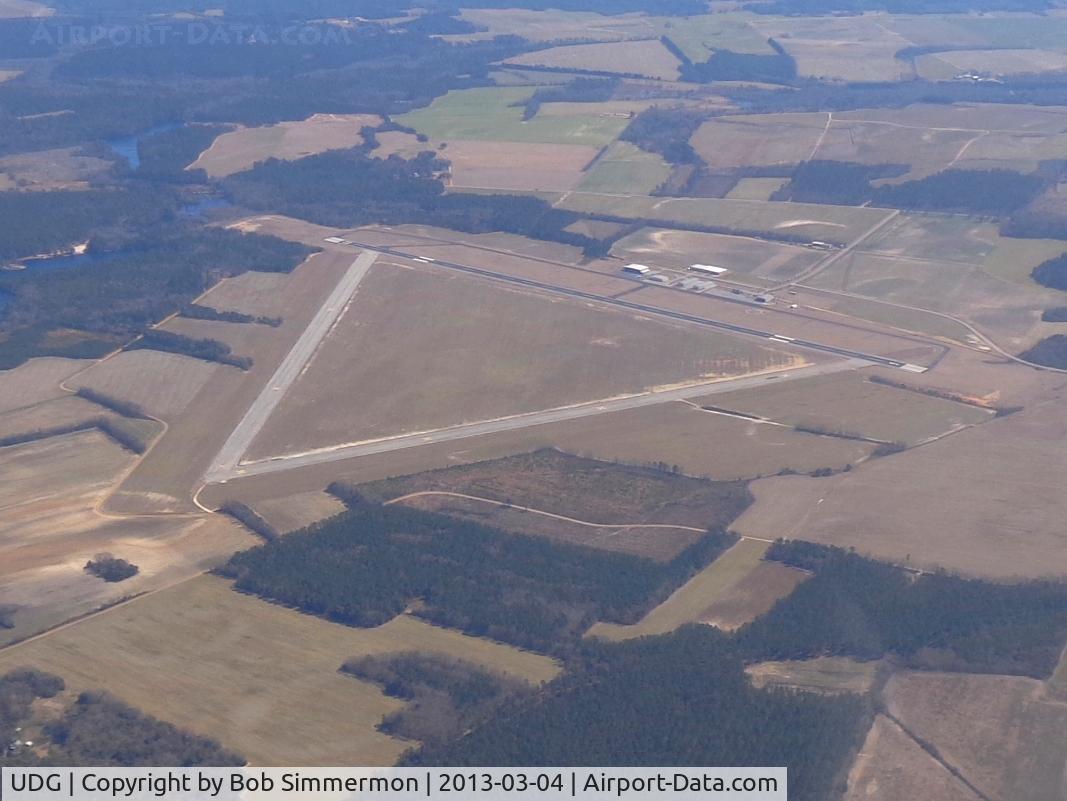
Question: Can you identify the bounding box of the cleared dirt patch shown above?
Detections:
[189,114,381,177]
[0,357,86,413]
[699,557,807,630]
[884,670,1067,801]
[748,657,880,695]
[0,575,560,765]
[504,39,681,81]
[0,430,253,643]
[845,715,984,801]
[247,261,798,457]
[588,538,804,641]
[442,139,600,192]
[734,391,1067,579]
[69,350,219,420]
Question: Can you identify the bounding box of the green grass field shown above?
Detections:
[578,142,671,194]
[396,87,629,146]
[656,13,773,61]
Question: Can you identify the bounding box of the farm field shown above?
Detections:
[555,192,889,244]
[188,114,381,177]
[656,13,772,60]
[733,394,1067,579]
[370,130,425,160]
[0,356,85,413]
[442,140,600,192]
[803,291,978,344]
[0,429,254,644]
[199,270,295,319]
[883,671,1067,801]
[726,178,789,201]
[503,39,681,81]
[250,490,346,536]
[845,715,984,801]
[918,48,1067,79]
[690,114,828,171]
[68,350,220,420]
[0,575,560,765]
[587,538,806,641]
[104,249,355,515]
[693,105,1067,179]
[808,250,1060,349]
[389,492,704,562]
[246,261,799,458]
[808,213,1067,349]
[885,12,1067,52]
[0,394,143,443]
[577,141,671,195]
[807,213,1067,346]
[359,449,752,534]
[610,227,822,285]
[749,14,914,82]
[395,87,628,146]
[703,370,994,446]
[697,553,808,631]
[747,657,880,696]
[451,8,657,43]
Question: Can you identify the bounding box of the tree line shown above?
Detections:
[405,626,868,801]
[774,161,1046,216]
[223,149,612,256]
[0,226,312,368]
[0,669,242,766]
[342,652,531,748]
[218,503,736,654]
[736,540,1067,678]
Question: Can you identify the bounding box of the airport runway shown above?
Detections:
[203,249,378,484]
[214,358,866,482]
[202,236,928,485]
[345,239,927,372]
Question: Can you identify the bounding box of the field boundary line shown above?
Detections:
[385,490,708,533]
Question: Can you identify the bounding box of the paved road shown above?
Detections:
[348,238,926,372]
[203,249,378,483]
[216,359,866,481]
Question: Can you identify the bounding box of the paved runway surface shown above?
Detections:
[204,249,378,483]
[216,359,865,481]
